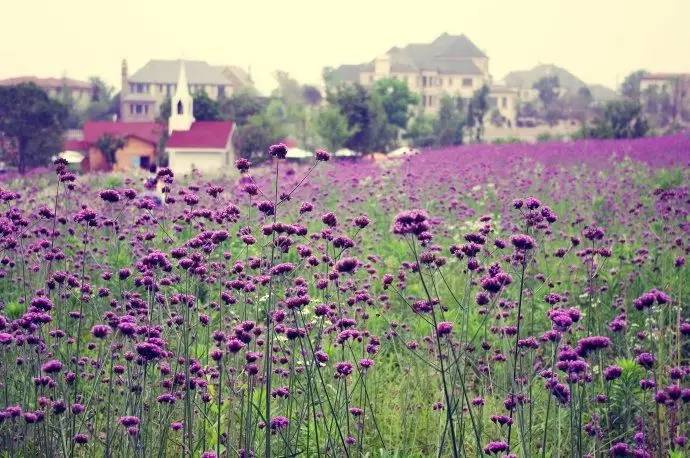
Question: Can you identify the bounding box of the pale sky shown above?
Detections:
[1,0,689,94]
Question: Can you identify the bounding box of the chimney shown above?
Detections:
[120,59,128,121]
[121,59,128,96]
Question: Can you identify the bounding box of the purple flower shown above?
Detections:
[636,352,656,369]
[41,359,63,374]
[269,415,289,431]
[269,143,288,159]
[483,440,508,454]
[335,361,353,377]
[575,336,611,358]
[315,149,331,161]
[119,416,140,427]
[91,324,112,339]
[321,212,337,227]
[136,342,164,361]
[354,215,370,228]
[99,189,120,203]
[335,257,358,273]
[235,158,251,173]
[609,442,629,456]
[510,234,535,250]
[603,365,623,381]
[269,263,295,276]
[582,225,605,241]
[73,433,89,444]
[392,209,430,237]
[436,321,453,336]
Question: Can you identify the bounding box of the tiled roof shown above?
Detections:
[215,65,253,87]
[0,76,92,90]
[167,121,234,149]
[129,60,232,85]
[329,63,373,83]
[83,121,164,145]
[330,34,487,81]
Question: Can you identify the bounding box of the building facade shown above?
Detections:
[120,59,253,122]
[81,121,164,172]
[0,76,95,110]
[328,33,518,125]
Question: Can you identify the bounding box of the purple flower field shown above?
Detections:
[0,134,688,457]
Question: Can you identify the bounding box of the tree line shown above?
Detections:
[0,69,681,172]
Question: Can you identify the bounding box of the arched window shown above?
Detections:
[176,100,184,115]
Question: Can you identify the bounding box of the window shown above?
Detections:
[422,76,427,87]
[218,85,225,98]
[448,78,452,86]
[462,78,473,87]
[428,95,433,107]
[177,100,184,115]
[501,97,507,108]
[135,104,143,114]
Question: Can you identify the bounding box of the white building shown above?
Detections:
[165,63,235,176]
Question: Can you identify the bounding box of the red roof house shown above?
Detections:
[81,121,164,172]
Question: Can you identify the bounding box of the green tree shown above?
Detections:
[567,86,593,124]
[95,133,125,167]
[533,76,560,109]
[621,70,649,101]
[404,114,436,148]
[434,96,465,146]
[233,113,286,161]
[84,77,118,121]
[466,86,489,142]
[315,106,356,151]
[642,86,674,127]
[587,100,648,139]
[302,85,323,106]
[159,92,222,121]
[372,78,419,129]
[219,90,268,125]
[273,70,303,106]
[327,83,394,153]
[0,83,67,173]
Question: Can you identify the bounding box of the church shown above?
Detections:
[165,62,236,176]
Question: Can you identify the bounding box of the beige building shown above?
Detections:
[0,76,94,110]
[328,33,518,125]
[120,59,253,122]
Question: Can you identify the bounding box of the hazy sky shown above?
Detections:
[1,0,689,94]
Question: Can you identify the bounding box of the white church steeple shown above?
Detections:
[168,61,195,134]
